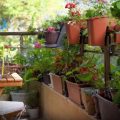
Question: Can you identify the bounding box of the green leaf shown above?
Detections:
[116,2,120,9]
[76,73,93,82]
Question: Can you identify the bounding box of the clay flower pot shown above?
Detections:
[66,21,81,45]
[88,16,108,46]
[66,80,90,106]
[44,30,60,44]
[115,32,120,43]
[49,73,63,94]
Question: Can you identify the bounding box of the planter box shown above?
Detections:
[81,88,95,115]
[88,17,108,46]
[96,94,120,120]
[66,21,80,45]
[66,81,86,106]
[49,73,63,94]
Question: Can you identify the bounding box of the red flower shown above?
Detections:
[70,3,76,8]
[65,2,76,9]
[65,3,70,8]
[4,45,11,49]
[79,67,89,74]
[47,27,56,32]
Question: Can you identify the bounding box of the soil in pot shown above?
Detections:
[42,74,51,85]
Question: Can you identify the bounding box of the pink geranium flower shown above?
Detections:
[34,42,42,48]
[47,27,56,32]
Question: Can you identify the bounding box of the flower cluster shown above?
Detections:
[65,2,81,22]
[34,42,42,48]
[47,27,56,32]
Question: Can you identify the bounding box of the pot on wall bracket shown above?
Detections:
[87,16,108,46]
[66,21,81,45]
[44,31,60,44]
[115,32,120,43]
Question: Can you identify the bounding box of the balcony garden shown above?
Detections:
[0,0,120,120]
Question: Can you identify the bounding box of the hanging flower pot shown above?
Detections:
[66,21,81,45]
[88,16,108,46]
[44,27,60,44]
[115,32,120,44]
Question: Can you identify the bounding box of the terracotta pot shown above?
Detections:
[66,21,81,45]
[88,16,108,46]
[66,81,89,106]
[115,31,120,44]
[81,88,95,115]
[96,94,120,120]
[49,73,63,94]
[44,31,60,44]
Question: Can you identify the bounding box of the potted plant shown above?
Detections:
[42,19,61,45]
[49,49,64,94]
[85,0,109,46]
[65,2,81,45]
[27,90,39,119]
[65,52,100,106]
[110,0,120,43]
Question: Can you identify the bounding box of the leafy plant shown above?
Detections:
[85,0,110,18]
[65,2,81,22]
[113,90,120,106]
[27,90,39,108]
[111,0,120,19]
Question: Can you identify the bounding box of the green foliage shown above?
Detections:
[27,90,39,108]
[85,1,110,18]
[113,90,120,106]
[110,65,120,90]
[111,0,120,18]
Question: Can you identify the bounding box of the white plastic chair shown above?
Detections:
[0,101,25,120]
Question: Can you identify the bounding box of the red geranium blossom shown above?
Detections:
[65,2,76,9]
[79,67,89,74]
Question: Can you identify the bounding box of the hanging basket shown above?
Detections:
[66,21,81,45]
[87,16,108,46]
[44,31,60,44]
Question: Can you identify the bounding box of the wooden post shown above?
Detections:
[104,29,111,88]
[20,36,24,54]
[80,29,84,56]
